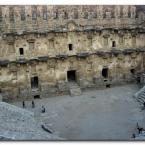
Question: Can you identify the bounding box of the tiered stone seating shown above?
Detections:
[134,86,145,104]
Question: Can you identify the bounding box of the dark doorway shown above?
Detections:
[19,48,24,55]
[130,69,135,74]
[106,84,110,88]
[102,68,108,78]
[137,76,140,83]
[34,95,40,99]
[68,44,73,51]
[67,70,76,82]
[112,41,116,47]
[31,76,39,89]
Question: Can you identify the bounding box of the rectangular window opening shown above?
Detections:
[112,41,116,47]
[19,48,24,55]
[34,95,40,99]
[67,70,76,82]
[69,44,73,51]
[102,68,108,78]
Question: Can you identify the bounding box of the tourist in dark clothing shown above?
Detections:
[41,105,46,113]
[32,100,35,108]
[137,122,144,134]
[22,101,25,108]
[132,133,136,138]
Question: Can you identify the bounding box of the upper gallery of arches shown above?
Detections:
[0,5,145,34]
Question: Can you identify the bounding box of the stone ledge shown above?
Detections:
[17,58,28,64]
[0,60,9,66]
[38,56,49,62]
[77,52,90,58]
[0,48,144,67]
[56,54,68,59]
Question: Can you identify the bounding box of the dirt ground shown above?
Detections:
[12,84,145,140]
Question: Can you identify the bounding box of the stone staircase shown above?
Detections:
[68,82,82,96]
[134,86,145,104]
[0,102,61,140]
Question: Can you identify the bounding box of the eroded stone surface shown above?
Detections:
[0,102,62,140]
[13,84,145,140]
[0,5,145,101]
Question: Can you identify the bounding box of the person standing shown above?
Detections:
[22,101,25,108]
[41,105,45,113]
[32,100,35,108]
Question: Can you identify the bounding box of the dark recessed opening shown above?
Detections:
[106,84,110,88]
[68,44,73,51]
[114,29,118,33]
[67,70,76,82]
[34,95,40,99]
[130,69,135,74]
[112,41,116,47]
[137,76,140,83]
[31,76,39,89]
[19,48,24,55]
[102,68,108,78]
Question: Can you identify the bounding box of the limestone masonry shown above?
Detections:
[0,5,145,101]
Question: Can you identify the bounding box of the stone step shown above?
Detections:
[139,92,144,95]
[137,99,144,104]
[137,94,145,98]
[139,92,145,96]
[141,92,145,94]
[134,85,145,104]
[69,87,82,96]
[139,94,145,98]
[140,96,145,100]
[137,97,145,103]
[137,97,145,100]
[68,82,82,96]
[135,86,145,95]
[68,82,78,88]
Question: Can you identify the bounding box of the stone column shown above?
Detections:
[123,6,129,18]
[115,6,121,18]
[130,6,136,19]
[97,5,103,18]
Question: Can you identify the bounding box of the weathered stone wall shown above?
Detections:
[0,5,143,34]
[0,5,145,101]
[1,29,145,60]
[0,48,144,101]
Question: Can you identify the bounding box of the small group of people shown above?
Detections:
[22,100,46,113]
[22,100,35,108]
[132,122,145,139]
[137,122,144,134]
[41,105,46,113]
